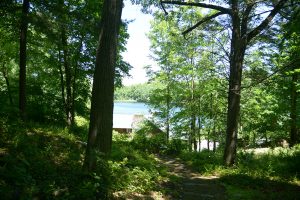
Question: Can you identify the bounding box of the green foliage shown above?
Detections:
[165,139,186,155]
[0,120,113,199]
[176,146,300,199]
[147,8,228,150]
[0,0,131,125]
[114,83,155,102]
[132,120,167,153]
[179,150,223,175]
[110,132,167,195]
[0,120,170,199]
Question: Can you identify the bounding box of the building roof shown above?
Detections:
[113,114,133,129]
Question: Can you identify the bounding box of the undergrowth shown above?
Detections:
[1,116,299,200]
[178,146,300,199]
[0,118,167,199]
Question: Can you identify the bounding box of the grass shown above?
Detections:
[178,146,300,199]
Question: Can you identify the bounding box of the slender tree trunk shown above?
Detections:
[58,49,66,112]
[213,125,216,152]
[290,70,298,146]
[252,132,256,146]
[61,28,73,126]
[84,0,123,172]
[191,114,197,151]
[166,83,170,141]
[198,94,202,151]
[71,36,84,126]
[198,116,201,151]
[207,93,213,151]
[19,0,29,121]
[1,66,13,105]
[206,130,210,151]
[191,78,197,151]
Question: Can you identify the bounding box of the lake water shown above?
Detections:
[113,102,149,129]
[114,102,149,115]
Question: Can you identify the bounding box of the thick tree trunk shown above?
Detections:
[223,7,247,165]
[19,0,29,120]
[84,0,123,171]
[290,70,298,146]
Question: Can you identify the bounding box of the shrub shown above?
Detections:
[132,120,166,153]
[165,139,186,155]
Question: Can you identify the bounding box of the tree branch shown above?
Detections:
[161,0,232,15]
[241,3,254,36]
[242,58,300,89]
[182,12,225,36]
[160,0,168,15]
[246,0,288,43]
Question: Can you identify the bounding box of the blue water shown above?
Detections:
[113,102,149,115]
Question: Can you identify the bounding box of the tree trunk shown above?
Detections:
[71,36,84,126]
[166,83,170,141]
[213,125,216,152]
[1,66,13,105]
[290,70,298,146]
[207,129,210,150]
[223,7,247,165]
[191,114,197,151]
[198,116,201,151]
[19,0,29,121]
[190,70,197,151]
[58,49,66,112]
[84,0,123,172]
[198,94,202,151]
[61,28,73,126]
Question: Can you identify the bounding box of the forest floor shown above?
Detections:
[114,155,226,200]
[1,121,299,199]
[157,155,226,200]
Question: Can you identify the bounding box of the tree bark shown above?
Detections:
[290,70,298,146]
[71,36,84,126]
[191,113,197,151]
[190,77,197,151]
[84,0,123,171]
[213,125,216,152]
[198,116,201,152]
[166,83,170,141]
[1,65,13,105]
[223,4,247,165]
[19,0,29,121]
[58,49,66,113]
[61,28,73,126]
[198,94,202,151]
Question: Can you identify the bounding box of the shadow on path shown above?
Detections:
[157,156,226,200]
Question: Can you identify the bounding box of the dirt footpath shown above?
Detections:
[157,156,227,200]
